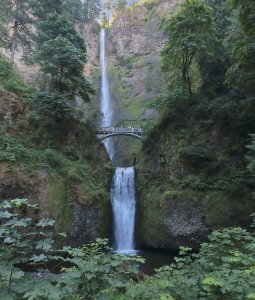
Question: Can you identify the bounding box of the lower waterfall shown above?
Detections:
[111,167,136,253]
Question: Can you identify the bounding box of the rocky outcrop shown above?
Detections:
[0,163,112,245]
[0,88,26,124]
[136,121,255,250]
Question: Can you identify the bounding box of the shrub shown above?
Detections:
[0,54,31,97]
[124,224,255,300]
[42,149,64,168]
[0,199,142,300]
[30,92,73,128]
[180,175,211,191]
[179,141,215,167]
[0,135,31,162]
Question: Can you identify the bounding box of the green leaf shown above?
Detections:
[37,218,56,228]
[203,277,222,286]
[0,211,13,219]
[36,238,54,250]
[4,237,16,244]
[30,254,47,262]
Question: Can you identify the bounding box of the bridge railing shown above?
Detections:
[97,126,144,135]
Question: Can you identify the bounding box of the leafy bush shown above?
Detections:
[180,175,211,191]
[124,225,255,300]
[0,199,142,300]
[0,54,31,97]
[179,141,215,166]
[0,135,33,162]
[118,55,133,70]
[1,199,255,299]
[30,92,73,128]
[42,148,64,168]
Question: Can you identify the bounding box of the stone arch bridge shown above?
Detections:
[96,126,144,141]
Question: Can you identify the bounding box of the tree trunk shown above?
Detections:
[186,70,192,96]
[11,22,18,61]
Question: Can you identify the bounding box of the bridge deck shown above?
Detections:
[96,126,144,140]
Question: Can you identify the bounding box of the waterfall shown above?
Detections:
[100,28,114,160]
[111,167,136,253]
[100,28,136,253]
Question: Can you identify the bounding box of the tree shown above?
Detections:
[35,13,92,102]
[29,0,63,21]
[114,0,128,13]
[101,12,109,29]
[226,0,255,94]
[197,0,234,95]
[161,0,215,96]
[82,0,101,23]
[104,0,113,28]
[10,0,35,60]
[0,0,34,60]
[0,0,11,47]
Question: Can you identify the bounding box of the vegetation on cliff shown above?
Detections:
[137,0,255,248]
[0,0,112,241]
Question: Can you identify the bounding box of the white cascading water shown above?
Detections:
[100,28,114,160]
[111,167,136,253]
[100,28,136,253]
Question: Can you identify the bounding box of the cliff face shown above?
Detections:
[101,0,180,166]
[106,0,255,250]
[107,0,179,122]
[0,88,113,245]
[135,115,255,250]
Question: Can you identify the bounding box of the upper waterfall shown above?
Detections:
[100,28,112,127]
[100,28,115,160]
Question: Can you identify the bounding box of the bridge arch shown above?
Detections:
[98,132,143,141]
[96,126,144,141]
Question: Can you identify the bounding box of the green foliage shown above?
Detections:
[82,0,101,22]
[1,200,255,299]
[162,0,215,95]
[0,54,31,97]
[180,175,211,191]
[0,198,61,299]
[226,0,255,95]
[114,0,128,13]
[29,0,62,20]
[0,0,11,46]
[179,141,215,166]
[123,225,255,300]
[0,199,141,300]
[35,13,93,102]
[30,92,73,128]
[230,0,255,35]
[0,0,34,59]
[0,135,37,163]
[145,0,255,210]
